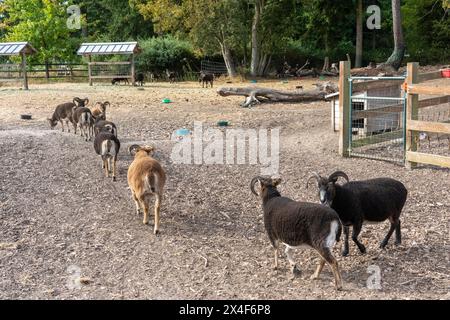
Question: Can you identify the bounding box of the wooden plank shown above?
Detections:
[406,62,419,169]
[418,71,442,83]
[339,61,351,157]
[90,75,132,79]
[406,152,450,168]
[89,61,131,66]
[353,79,404,92]
[407,120,450,135]
[409,85,450,95]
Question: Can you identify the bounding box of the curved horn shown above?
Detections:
[103,101,110,108]
[306,172,322,189]
[250,176,264,196]
[128,144,140,156]
[73,97,81,106]
[328,171,349,183]
[84,98,90,106]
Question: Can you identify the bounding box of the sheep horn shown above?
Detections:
[128,144,140,156]
[103,101,110,108]
[73,97,81,105]
[306,172,322,189]
[84,98,89,106]
[250,176,264,196]
[328,171,349,183]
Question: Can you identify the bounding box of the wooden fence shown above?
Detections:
[339,61,450,169]
[405,62,450,169]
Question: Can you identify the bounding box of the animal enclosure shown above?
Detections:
[0,42,36,90]
[77,42,141,86]
[0,79,448,300]
[338,61,450,168]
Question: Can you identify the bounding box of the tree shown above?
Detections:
[355,0,364,67]
[385,0,405,70]
[135,0,249,77]
[250,0,298,76]
[0,0,79,76]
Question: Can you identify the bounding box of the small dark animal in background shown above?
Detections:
[112,77,129,85]
[199,72,214,88]
[307,171,408,256]
[135,73,145,86]
[166,69,176,83]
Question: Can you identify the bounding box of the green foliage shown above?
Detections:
[0,0,80,64]
[135,36,197,73]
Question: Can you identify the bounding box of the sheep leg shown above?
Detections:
[142,199,150,225]
[66,120,70,133]
[381,217,399,248]
[395,220,402,245]
[351,223,366,254]
[131,192,141,214]
[104,158,110,178]
[285,246,301,277]
[310,258,326,280]
[342,226,350,257]
[154,194,161,235]
[272,242,279,270]
[60,120,64,132]
[321,249,343,291]
[112,158,117,182]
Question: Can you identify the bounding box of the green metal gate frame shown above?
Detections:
[348,76,407,163]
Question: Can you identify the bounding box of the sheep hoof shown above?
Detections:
[143,220,149,225]
[113,177,117,182]
[335,285,343,291]
[291,265,301,277]
[342,250,349,257]
[310,274,320,281]
[154,229,160,235]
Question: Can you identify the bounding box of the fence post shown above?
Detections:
[21,52,28,90]
[406,62,419,169]
[88,55,93,86]
[339,60,351,157]
[131,54,136,86]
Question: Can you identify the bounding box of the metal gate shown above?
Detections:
[348,76,407,163]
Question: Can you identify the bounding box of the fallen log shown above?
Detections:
[217,82,338,107]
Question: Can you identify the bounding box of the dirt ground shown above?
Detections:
[0,77,449,300]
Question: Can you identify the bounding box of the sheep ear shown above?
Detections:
[272,178,282,187]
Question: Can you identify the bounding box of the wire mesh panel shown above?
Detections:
[0,64,21,80]
[201,60,228,76]
[416,103,450,157]
[348,77,406,163]
[90,62,131,78]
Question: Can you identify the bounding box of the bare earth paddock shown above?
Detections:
[0,79,448,300]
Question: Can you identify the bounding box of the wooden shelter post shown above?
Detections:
[21,52,28,90]
[405,62,419,169]
[88,55,93,86]
[131,54,136,86]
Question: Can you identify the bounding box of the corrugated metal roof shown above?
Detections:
[0,42,37,56]
[77,42,140,55]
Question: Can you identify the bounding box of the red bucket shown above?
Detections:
[442,69,450,78]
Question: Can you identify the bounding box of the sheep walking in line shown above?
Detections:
[94,127,121,181]
[307,171,408,256]
[251,176,343,290]
[128,145,166,235]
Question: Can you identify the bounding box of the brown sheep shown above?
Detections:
[127,145,166,235]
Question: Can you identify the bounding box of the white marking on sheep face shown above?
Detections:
[325,220,339,248]
[319,190,327,204]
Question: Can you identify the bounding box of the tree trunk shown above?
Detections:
[385,0,405,70]
[220,43,237,78]
[250,0,263,77]
[355,0,364,68]
[217,82,338,107]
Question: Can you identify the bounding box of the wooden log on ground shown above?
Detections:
[217,82,338,107]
